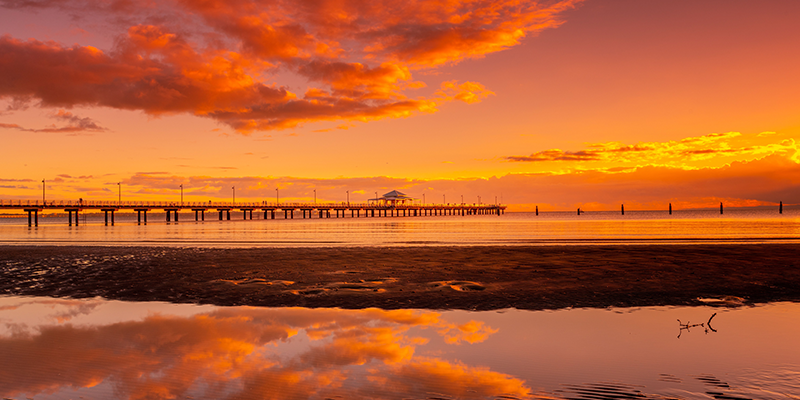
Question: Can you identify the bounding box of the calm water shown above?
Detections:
[0,296,798,399]
[1,208,799,246]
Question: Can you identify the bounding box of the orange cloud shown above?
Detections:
[0,109,107,134]
[436,80,495,104]
[387,358,530,397]
[0,0,580,131]
[0,300,516,400]
[507,131,799,170]
[438,320,498,344]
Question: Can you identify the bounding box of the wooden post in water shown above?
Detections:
[621,204,624,215]
[669,203,672,215]
[780,201,783,214]
[720,202,723,215]
[577,207,581,215]
[535,205,538,216]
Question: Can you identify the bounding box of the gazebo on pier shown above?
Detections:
[368,190,415,206]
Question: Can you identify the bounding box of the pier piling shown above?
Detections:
[135,208,150,225]
[67,208,82,225]
[24,209,40,226]
[102,209,116,225]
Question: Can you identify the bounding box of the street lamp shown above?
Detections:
[276,188,279,204]
[117,182,121,204]
[461,194,463,204]
[347,190,349,205]
[423,193,425,204]
[232,186,235,204]
[443,194,445,204]
[180,184,183,206]
[42,179,45,206]
[313,189,316,204]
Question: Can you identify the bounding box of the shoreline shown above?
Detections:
[2,236,800,248]
[2,244,800,311]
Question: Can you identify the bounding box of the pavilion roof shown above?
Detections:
[381,190,410,199]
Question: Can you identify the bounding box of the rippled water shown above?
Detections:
[1,208,800,246]
[0,296,798,399]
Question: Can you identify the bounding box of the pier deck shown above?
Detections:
[1,200,506,226]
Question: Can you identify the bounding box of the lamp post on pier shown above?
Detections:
[461,195,463,205]
[423,193,425,204]
[180,184,183,206]
[443,194,445,205]
[117,182,121,205]
[232,186,235,205]
[42,179,45,206]
[276,188,279,205]
[313,189,316,204]
[347,190,349,205]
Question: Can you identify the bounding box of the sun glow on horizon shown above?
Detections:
[2,0,800,209]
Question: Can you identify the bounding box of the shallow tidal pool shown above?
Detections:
[0,296,798,399]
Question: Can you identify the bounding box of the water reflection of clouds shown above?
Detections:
[0,299,523,399]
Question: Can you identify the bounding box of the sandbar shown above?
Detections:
[1,244,799,310]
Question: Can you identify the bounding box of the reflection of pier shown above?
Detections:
[3,200,506,226]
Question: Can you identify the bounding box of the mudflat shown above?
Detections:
[1,244,799,310]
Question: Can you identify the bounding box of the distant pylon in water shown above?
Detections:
[720,202,723,215]
[536,205,539,216]
[780,201,783,214]
[669,203,672,215]
[621,204,624,215]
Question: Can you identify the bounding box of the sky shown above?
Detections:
[1,0,799,211]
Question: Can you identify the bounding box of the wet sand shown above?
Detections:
[1,244,799,310]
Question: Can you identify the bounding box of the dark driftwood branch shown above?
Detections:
[706,312,718,333]
[677,313,718,338]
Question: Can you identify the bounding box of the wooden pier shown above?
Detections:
[1,200,506,226]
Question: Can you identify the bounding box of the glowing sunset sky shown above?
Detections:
[1,0,799,210]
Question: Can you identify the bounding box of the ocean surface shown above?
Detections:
[1,296,798,399]
[1,208,799,246]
